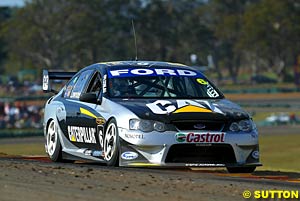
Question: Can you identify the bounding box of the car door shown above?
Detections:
[62,69,100,149]
[82,71,106,151]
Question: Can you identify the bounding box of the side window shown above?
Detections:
[64,76,79,98]
[86,72,102,97]
[70,70,93,99]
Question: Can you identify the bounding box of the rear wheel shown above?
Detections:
[103,119,119,166]
[46,119,63,162]
[226,167,256,173]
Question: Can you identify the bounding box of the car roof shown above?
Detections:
[103,61,192,68]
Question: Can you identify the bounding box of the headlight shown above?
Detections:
[239,120,252,132]
[154,122,165,132]
[139,120,153,132]
[229,119,254,132]
[129,119,166,132]
[229,122,239,132]
[129,119,140,130]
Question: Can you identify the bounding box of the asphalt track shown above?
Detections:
[5,154,300,184]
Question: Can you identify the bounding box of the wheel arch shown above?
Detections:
[104,116,117,132]
[46,118,54,133]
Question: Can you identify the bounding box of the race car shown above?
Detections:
[42,61,261,173]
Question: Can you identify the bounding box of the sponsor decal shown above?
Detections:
[175,132,225,143]
[68,126,97,144]
[146,100,176,114]
[97,125,104,149]
[83,149,103,157]
[207,84,219,98]
[175,133,186,143]
[103,74,107,93]
[80,107,97,118]
[252,150,259,159]
[146,99,223,115]
[108,68,200,78]
[84,149,93,156]
[121,151,139,160]
[173,105,212,113]
[96,117,106,125]
[124,133,144,139]
[76,149,87,154]
[42,74,49,90]
[185,163,225,167]
[70,92,81,99]
[195,78,219,98]
[128,163,160,167]
[196,78,208,85]
[92,150,103,157]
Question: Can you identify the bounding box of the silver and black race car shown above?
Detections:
[43,61,261,173]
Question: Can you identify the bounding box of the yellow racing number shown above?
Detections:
[196,78,208,85]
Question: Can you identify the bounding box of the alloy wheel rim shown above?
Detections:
[47,121,57,156]
[104,123,117,161]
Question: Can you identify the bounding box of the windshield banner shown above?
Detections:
[108,68,204,78]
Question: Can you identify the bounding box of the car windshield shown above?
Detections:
[107,74,223,99]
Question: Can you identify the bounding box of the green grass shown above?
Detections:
[0,143,45,156]
[258,134,300,172]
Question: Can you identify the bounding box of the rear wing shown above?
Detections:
[42,70,76,93]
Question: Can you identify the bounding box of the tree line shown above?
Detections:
[0,0,299,83]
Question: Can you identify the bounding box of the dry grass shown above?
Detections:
[257,134,300,172]
[0,143,45,156]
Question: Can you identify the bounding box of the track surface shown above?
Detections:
[0,154,300,201]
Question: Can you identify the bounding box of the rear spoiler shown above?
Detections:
[42,70,76,93]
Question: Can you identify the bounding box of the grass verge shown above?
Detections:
[257,134,300,172]
[0,143,45,156]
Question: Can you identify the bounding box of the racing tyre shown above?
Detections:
[103,119,119,166]
[46,119,63,162]
[226,167,256,173]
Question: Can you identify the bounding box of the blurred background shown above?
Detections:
[0,0,300,171]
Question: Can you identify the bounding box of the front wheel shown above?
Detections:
[103,119,119,166]
[226,167,256,173]
[46,119,63,162]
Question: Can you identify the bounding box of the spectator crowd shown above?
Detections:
[0,101,43,129]
[0,77,46,129]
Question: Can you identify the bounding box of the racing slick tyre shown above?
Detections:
[226,167,256,173]
[103,119,119,166]
[46,119,63,162]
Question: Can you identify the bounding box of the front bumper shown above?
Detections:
[118,128,261,167]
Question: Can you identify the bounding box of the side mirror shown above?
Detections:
[79,93,97,104]
[97,91,103,105]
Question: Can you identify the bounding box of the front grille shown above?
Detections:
[165,144,236,164]
[172,120,225,131]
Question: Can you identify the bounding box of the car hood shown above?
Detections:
[113,98,249,123]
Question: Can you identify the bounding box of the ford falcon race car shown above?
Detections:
[43,61,261,173]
